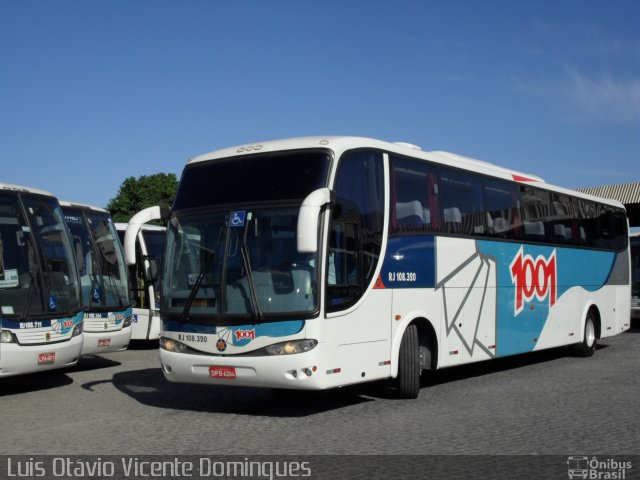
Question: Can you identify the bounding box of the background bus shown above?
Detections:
[61,201,132,354]
[631,233,639,322]
[0,183,84,376]
[116,222,164,341]
[125,137,630,398]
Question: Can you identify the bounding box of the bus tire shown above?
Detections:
[574,310,597,357]
[396,324,420,399]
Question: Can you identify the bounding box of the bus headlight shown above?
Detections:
[72,322,83,337]
[265,339,318,356]
[1,330,17,343]
[123,315,133,328]
[160,336,197,354]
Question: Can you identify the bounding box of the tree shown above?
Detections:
[107,173,178,223]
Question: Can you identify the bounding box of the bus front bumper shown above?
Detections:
[81,326,132,355]
[159,348,330,390]
[0,335,83,377]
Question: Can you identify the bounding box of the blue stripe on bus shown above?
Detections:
[231,320,305,346]
[380,236,435,289]
[164,319,305,341]
[477,241,616,356]
[380,236,618,357]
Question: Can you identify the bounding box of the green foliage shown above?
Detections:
[107,173,178,223]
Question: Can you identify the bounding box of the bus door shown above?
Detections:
[323,150,390,377]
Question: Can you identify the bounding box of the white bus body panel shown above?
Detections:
[131,308,161,341]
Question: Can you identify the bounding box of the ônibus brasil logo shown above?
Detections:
[509,246,557,316]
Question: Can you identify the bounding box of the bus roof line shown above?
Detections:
[0,182,55,197]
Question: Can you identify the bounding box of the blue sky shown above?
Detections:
[1,0,639,210]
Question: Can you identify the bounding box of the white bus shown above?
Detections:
[0,183,84,376]
[631,233,639,321]
[116,222,164,341]
[61,202,132,354]
[124,137,631,398]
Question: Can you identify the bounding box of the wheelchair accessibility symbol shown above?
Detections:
[230,211,246,228]
[48,295,58,311]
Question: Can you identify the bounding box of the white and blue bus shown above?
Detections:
[116,222,164,341]
[125,137,631,398]
[0,183,84,376]
[61,202,132,354]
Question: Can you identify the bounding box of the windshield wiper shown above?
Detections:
[179,249,216,323]
[21,250,42,319]
[240,216,263,322]
[240,244,263,321]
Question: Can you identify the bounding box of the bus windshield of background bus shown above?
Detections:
[0,194,81,318]
[65,208,129,310]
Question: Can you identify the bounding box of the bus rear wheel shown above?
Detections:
[396,324,420,399]
[574,310,597,357]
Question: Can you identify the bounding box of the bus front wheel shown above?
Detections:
[396,324,420,399]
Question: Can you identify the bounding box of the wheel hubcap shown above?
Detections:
[585,319,596,347]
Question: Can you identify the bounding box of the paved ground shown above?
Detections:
[1,325,639,457]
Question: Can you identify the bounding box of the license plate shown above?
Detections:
[209,366,236,379]
[38,352,56,365]
[98,338,112,347]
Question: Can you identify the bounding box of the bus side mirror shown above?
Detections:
[297,188,333,253]
[124,205,169,265]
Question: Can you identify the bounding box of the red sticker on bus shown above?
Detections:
[209,366,237,379]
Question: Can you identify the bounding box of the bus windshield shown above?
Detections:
[163,150,331,324]
[64,207,129,310]
[0,193,81,318]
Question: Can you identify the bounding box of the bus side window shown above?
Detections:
[546,194,577,245]
[389,154,440,234]
[482,178,522,240]
[440,168,484,236]
[521,186,550,243]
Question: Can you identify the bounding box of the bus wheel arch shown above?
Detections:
[414,317,438,371]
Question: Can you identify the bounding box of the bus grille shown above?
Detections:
[84,316,122,333]
[16,329,71,345]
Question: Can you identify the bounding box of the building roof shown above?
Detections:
[575,182,640,205]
